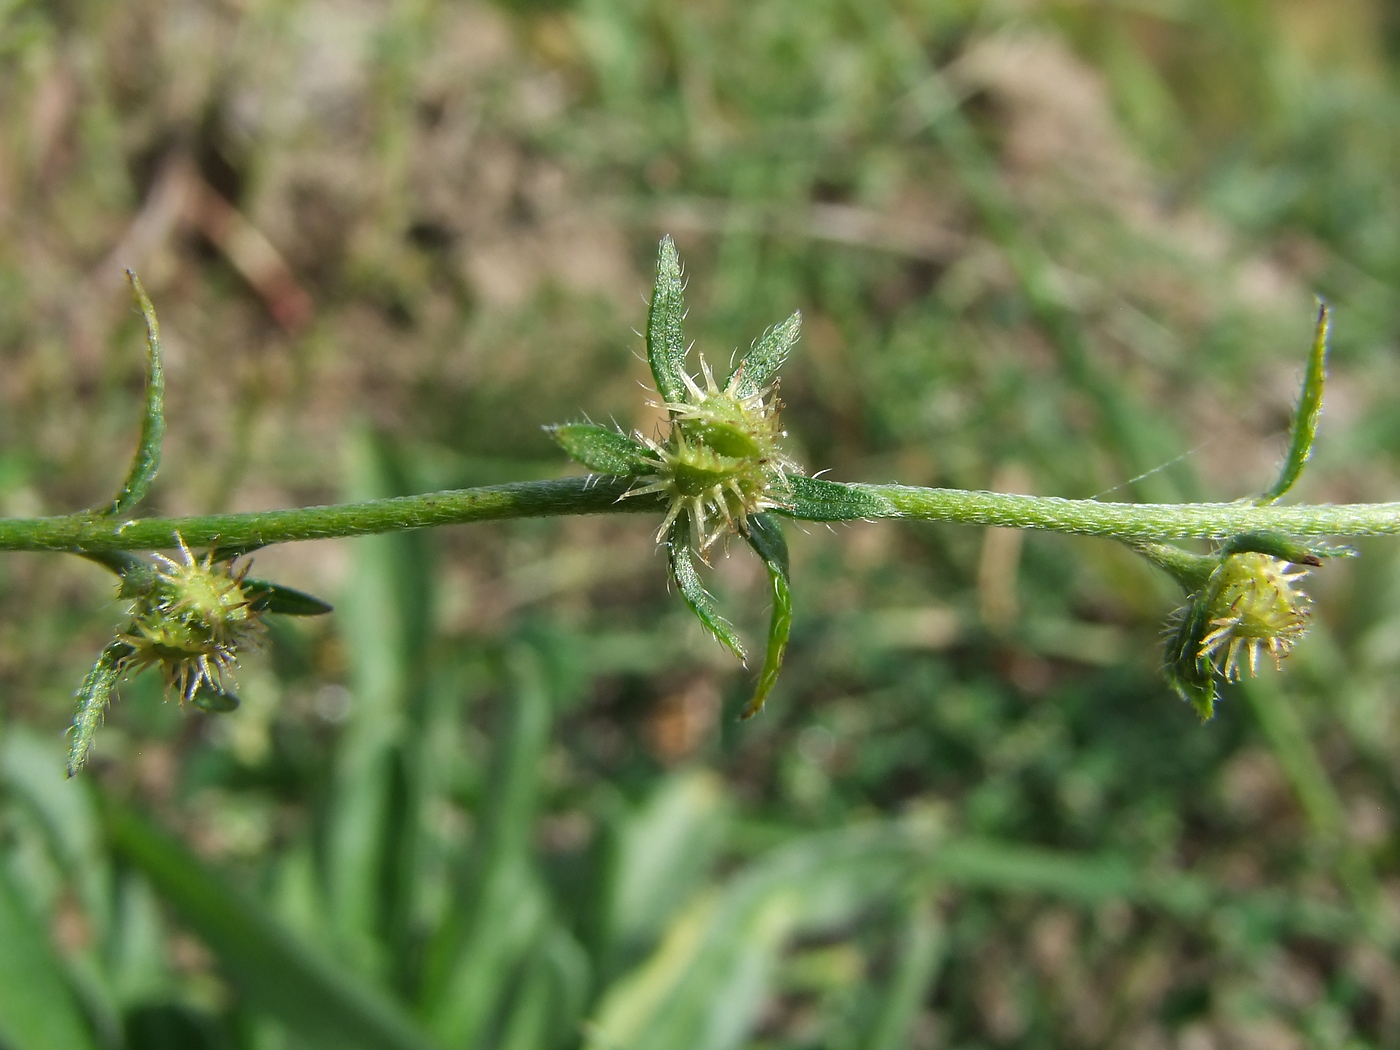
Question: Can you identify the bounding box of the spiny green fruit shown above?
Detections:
[1197,552,1310,680]
[628,355,800,553]
[118,536,265,703]
[1164,548,1312,720]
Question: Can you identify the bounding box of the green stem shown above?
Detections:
[0,477,1398,553]
[857,486,1400,540]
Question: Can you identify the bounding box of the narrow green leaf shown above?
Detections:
[781,475,895,521]
[101,272,165,516]
[668,532,746,663]
[67,641,131,777]
[324,431,428,971]
[731,311,800,399]
[1259,302,1329,505]
[243,578,334,616]
[0,867,99,1050]
[863,898,945,1050]
[740,514,791,719]
[421,648,554,1047]
[1239,675,1382,917]
[647,236,689,406]
[549,423,653,476]
[605,770,729,952]
[101,799,441,1050]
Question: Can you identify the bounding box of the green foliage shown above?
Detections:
[7,2,1400,1048]
[99,273,164,518]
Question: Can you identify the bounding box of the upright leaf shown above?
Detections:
[740,514,791,719]
[102,272,165,516]
[647,236,689,406]
[421,648,554,1047]
[731,311,800,399]
[1259,302,1329,505]
[102,800,440,1050]
[862,898,945,1050]
[0,867,100,1050]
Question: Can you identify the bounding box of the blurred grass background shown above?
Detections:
[4,0,1400,1047]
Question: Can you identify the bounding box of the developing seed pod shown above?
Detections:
[626,355,800,553]
[1164,549,1312,719]
[118,536,265,704]
[1197,552,1311,680]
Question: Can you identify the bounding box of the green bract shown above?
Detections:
[551,237,803,717]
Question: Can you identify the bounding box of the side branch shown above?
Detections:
[857,486,1400,539]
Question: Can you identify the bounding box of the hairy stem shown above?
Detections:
[0,478,1397,553]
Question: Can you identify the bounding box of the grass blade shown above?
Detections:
[420,647,554,1046]
[1258,302,1330,504]
[0,867,99,1050]
[101,799,440,1050]
[862,897,944,1050]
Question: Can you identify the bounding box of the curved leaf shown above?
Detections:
[101,272,165,516]
[669,533,746,663]
[740,514,791,719]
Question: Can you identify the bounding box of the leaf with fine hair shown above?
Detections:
[1259,302,1329,505]
[548,423,653,476]
[782,474,895,521]
[669,530,746,663]
[67,640,131,777]
[740,513,791,719]
[730,311,800,399]
[101,271,165,516]
[646,236,689,407]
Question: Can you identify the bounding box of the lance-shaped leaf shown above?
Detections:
[647,236,689,406]
[1259,302,1329,505]
[68,640,131,777]
[243,578,335,616]
[669,530,746,662]
[731,311,800,399]
[101,271,166,516]
[740,513,792,720]
[1163,598,1218,721]
[782,474,895,521]
[549,423,654,476]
